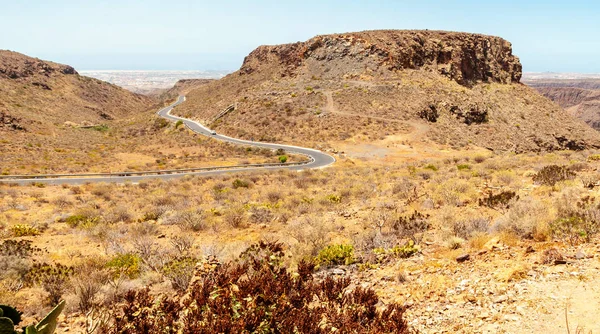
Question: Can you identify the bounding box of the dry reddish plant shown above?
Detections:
[111,242,413,334]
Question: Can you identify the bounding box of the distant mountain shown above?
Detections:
[174,30,600,152]
[524,78,600,130]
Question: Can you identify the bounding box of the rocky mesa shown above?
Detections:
[177,30,600,153]
[241,30,522,87]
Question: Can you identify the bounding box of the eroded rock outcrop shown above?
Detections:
[241,30,522,86]
[0,109,25,131]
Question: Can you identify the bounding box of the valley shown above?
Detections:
[2,29,600,334]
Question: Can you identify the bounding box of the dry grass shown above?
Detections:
[1,148,600,331]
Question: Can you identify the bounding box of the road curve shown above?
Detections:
[0,96,335,185]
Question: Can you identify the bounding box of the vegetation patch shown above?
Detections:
[112,242,411,333]
[533,165,576,186]
[316,244,355,266]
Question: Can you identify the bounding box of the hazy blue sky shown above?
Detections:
[1,0,598,72]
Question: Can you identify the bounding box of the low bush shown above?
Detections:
[316,244,355,267]
[24,263,74,306]
[452,217,490,239]
[106,253,142,279]
[111,242,411,333]
[373,241,420,262]
[532,165,576,186]
[478,190,518,212]
[278,155,288,163]
[551,195,599,245]
[0,239,39,257]
[161,257,197,293]
[494,197,549,240]
[10,224,40,237]
[232,179,250,189]
[392,211,430,244]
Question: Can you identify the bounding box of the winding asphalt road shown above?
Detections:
[0,96,335,185]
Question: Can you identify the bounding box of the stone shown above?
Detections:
[330,268,345,275]
[483,237,502,251]
[456,254,470,262]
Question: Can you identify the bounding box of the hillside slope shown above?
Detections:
[0,50,153,131]
[524,79,600,130]
[176,30,600,153]
[0,51,283,174]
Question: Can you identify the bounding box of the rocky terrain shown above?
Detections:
[524,78,600,130]
[175,30,600,153]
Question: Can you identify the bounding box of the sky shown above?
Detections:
[0,0,599,72]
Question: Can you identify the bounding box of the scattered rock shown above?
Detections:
[483,237,503,251]
[456,254,470,263]
[330,268,346,275]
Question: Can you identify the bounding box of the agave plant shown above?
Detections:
[0,301,64,334]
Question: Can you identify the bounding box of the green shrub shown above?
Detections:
[326,194,342,204]
[232,179,250,189]
[587,154,600,161]
[175,120,184,129]
[456,164,471,171]
[162,257,197,292]
[10,224,40,237]
[106,253,141,279]
[316,244,355,266]
[423,164,438,171]
[278,155,288,163]
[373,241,420,262]
[65,214,87,227]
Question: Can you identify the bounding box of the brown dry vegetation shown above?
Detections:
[2,149,600,332]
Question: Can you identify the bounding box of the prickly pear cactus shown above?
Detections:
[0,317,16,334]
[0,305,22,327]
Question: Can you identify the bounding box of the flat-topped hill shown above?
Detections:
[174,30,600,153]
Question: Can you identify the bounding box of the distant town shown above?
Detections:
[80,70,231,94]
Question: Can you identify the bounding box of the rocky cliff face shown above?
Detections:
[241,30,522,86]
